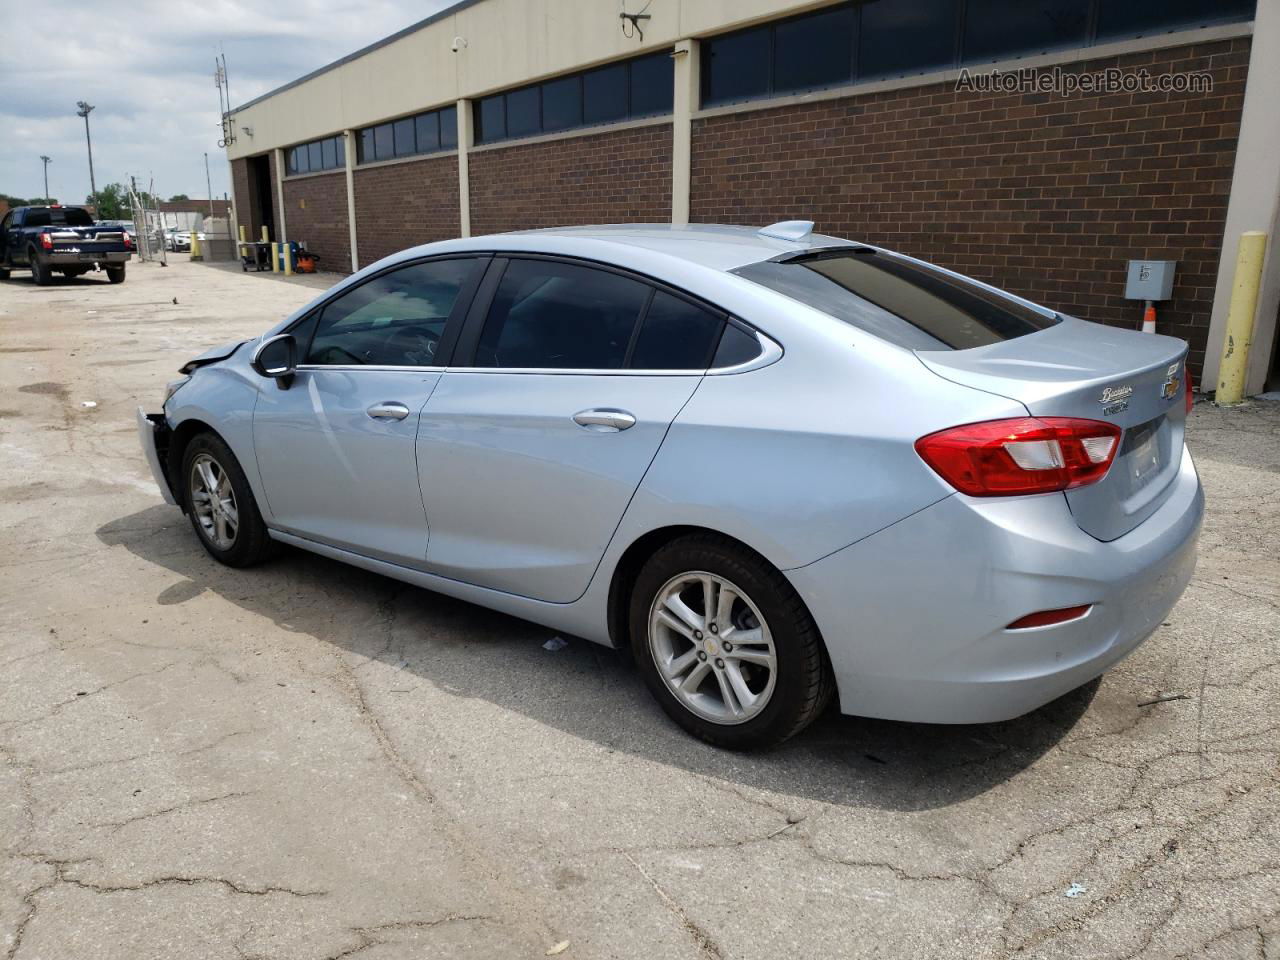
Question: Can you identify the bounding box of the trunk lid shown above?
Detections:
[918,316,1189,541]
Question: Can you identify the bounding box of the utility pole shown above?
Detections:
[76,101,96,201]
[40,155,51,200]
[204,152,214,214]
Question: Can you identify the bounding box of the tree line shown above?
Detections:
[3,187,193,219]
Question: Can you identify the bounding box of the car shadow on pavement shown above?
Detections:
[97,505,1097,812]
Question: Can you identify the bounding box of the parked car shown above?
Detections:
[138,222,1203,748]
[1,205,133,284]
[166,229,191,252]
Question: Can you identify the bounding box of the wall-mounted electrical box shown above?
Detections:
[1125,260,1176,301]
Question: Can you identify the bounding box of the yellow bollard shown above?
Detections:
[265,227,277,273]
[189,229,203,262]
[282,242,293,276]
[1216,231,1268,405]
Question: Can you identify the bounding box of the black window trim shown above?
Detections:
[285,134,346,177]
[355,104,459,167]
[700,0,1255,109]
[474,49,675,147]
[449,252,776,375]
[285,253,492,370]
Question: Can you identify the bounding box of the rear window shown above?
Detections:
[733,249,1059,350]
[24,207,94,228]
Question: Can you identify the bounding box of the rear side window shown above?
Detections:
[629,292,724,370]
[734,250,1058,351]
[475,260,649,369]
[712,324,763,368]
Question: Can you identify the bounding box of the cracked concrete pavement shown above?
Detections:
[1,257,1277,959]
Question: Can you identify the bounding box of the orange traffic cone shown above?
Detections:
[1141,302,1156,334]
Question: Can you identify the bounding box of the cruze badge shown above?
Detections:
[1160,363,1181,401]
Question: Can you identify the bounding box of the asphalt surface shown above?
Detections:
[1,257,1277,960]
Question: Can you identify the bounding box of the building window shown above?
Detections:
[474,50,673,145]
[1095,0,1255,42]
[583,62,627,125]
[962,0,1090,63]
[286,135,345,175]
[356,104,459,165]
[859,0,959,80]
[700,0,1254,107]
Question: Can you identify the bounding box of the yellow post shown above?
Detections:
[189,228,202,261]
[1216,231,1268,405]
[238,224,247,260]
[282,242,293,276]
[265,226,277,273]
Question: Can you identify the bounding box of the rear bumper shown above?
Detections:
[787,445,1204,724]
[136,407,177,505]
[45,251,131,265]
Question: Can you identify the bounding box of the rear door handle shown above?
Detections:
[573,408,636,432]
[367,401,411,421]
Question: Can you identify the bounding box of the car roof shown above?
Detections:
[471,223,860,273]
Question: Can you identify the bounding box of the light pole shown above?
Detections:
[40,155,51,201]
[75,101,96,201]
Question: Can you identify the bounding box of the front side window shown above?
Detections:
[475,260,650,369]
[306,259,477,366]
[734,250,1058,351]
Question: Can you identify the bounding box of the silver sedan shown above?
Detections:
[139,222,1203,748]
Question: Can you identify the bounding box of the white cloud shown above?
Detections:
[0,0,455,203]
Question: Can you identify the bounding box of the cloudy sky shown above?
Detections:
[1,0,454,204]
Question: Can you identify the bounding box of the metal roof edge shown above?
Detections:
[227,0,482,115]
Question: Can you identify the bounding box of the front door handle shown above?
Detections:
[367,401,411,421]
[573,408,636,432]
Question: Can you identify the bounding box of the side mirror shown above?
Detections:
[251,334,297,388]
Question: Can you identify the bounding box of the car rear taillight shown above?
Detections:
[915,417,1122,496]
[123,232,133,249]
[1185,365,1194,414]
[39,233,53,251]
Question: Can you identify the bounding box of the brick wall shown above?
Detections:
[690,38,1250,375]
[353,154,460,268]
[469,123,672,235]
[282,172,350,272]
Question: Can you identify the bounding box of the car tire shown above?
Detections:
[29,250,52,286]
[106,264,126,284]
[0,267,10,280]
[629,533,834,749]
[180,432,274,568]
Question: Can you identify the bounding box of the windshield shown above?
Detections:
[734,249,1059,350]
[24,207,95,228]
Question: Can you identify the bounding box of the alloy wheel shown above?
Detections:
[189,453,239,550]
[647,571,777,725]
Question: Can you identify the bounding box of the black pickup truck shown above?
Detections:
[0,205,133,285]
